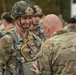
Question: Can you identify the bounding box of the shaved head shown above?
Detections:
[43,14,63,37]
[43,14,63,27]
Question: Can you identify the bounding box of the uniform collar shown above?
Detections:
[11,27,32,43]
[51,29,68,37]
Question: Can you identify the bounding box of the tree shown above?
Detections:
[0,0,70,21]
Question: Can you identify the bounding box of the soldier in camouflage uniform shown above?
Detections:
[0,0,42,75]
[0,12,14,37]
[31,14,76,75]
[63,16,76,32]
[1,12,14,32]
[29,5,45,42]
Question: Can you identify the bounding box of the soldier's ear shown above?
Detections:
[48,26,50,32]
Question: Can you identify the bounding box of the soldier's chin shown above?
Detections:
[22,27,30,31]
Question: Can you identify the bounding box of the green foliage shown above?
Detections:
[0,0,18,18]
[0,0,70,21]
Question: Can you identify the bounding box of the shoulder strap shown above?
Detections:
[32,33,41,52]
[4,31,23,75]
[37,25,46,41]
[7,31,19,43]
[7,31,21,50]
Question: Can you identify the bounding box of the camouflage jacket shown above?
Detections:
[0,27,42,75]
[38,31,76,75]
[29,25,46,42]
[0,24,5,31]
[63,24,76,32]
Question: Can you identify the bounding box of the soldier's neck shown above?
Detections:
[16,25,29,38]
[20,30,29,38]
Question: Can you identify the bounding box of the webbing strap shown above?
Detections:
[7,31,19,43]
[20,35,32,62]
[8,31,38,62]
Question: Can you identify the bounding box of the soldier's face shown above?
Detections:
[16,16,32,30]
[32,16,40,25]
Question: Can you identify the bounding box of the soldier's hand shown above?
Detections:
[30,63,41,75]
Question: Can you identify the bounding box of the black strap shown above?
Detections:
[32,34,41,53]
[37,25,46,41]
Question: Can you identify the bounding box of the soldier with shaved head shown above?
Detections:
[31,14,76,75]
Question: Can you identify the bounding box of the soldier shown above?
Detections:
[1,12,14,32]
[58,14,67,27]
[30,5,45,41]
[0,0,42,75]
[31,14,76,75]
[63,16,76,32]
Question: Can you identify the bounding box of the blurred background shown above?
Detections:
[0,0,75,22]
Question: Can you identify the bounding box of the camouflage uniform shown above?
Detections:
[0,0,42,75]
[30,5,45,42]
[63,17,76,32]
[63,24,76,32]
[0,26,42,75]
[30,25,45,41]
[37,31,76,75]
[0,24,5,31]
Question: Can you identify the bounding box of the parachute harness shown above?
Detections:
[20,34,32,62]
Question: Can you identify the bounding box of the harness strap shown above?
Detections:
[7,31,40,62]
[20,35,32,62]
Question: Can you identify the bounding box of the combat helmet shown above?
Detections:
[10,0,35,19]
[34,5,43,16]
